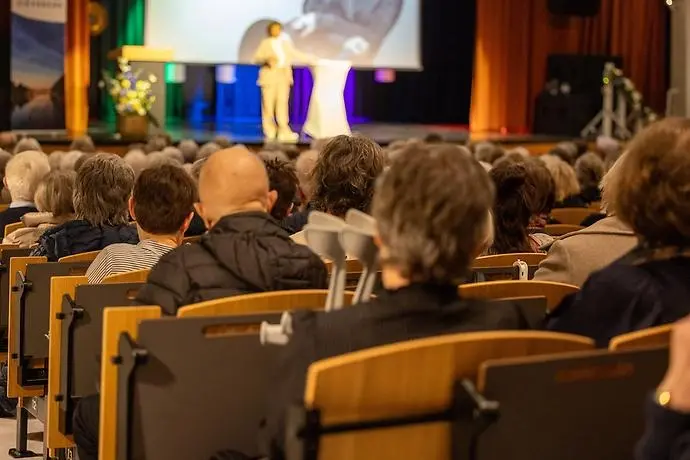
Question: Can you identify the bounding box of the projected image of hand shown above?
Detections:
[343,36,370,56]
[290,12,317,38]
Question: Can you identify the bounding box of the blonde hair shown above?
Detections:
[5,150,50,202]
[539,154,581,202]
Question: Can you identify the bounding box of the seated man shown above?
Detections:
[32,153,139,261]
[135,146,328,315]
[86,164,196,283]
[263,158,299,221]
[0,150,50,236]
[263,144,528,459]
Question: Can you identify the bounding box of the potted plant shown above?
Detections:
[101,57,158,138]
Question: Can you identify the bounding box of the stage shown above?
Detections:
[14,121,576,156]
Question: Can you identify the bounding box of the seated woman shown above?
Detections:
[31,153,139,261]
[540,154,587,208]
[489,161,547,254]
[86,164,196,283]
[574,152,605,205]
[548,118,690,347]
[263,144,528,459]
[3,170,76,247]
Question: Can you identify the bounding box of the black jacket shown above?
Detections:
[184,212,207,237]
[263,283,528,459]
[135,212,328,315]
[636,395,690,460]
[0,205,36,237]
[31,220,139,262]
[547,248,690,347]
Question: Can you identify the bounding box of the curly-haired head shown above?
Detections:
[614,117,690,246]
[373,144,494,284]
[310,134,384,217]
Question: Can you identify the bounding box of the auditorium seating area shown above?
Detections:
[0,126,685,460]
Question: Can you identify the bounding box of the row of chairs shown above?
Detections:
[0,241,668,459]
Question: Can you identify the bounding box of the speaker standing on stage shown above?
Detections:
[253,21,312,143]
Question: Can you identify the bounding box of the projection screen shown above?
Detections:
[144,0,420,69]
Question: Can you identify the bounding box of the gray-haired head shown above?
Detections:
[59,150,85,171]
[197,142,221,161]
[48,151,64,171]
[212,135,232,149]
[69,135,96,153]
[374,144,494,284]
[575,152,605,192]
[73,153,134,226]
[294,149,319,199]
[474,142,505,164]
[146,151,177,169]
[145,135,170,153]
[178,139,199,163]
[5,150,50,202]
[161,146,184,164]
[13,137,42,155]
[123,149,148,177]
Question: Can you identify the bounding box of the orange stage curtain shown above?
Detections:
[471,0,668,134]
[65,0,90,136]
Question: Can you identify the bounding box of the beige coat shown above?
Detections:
[533,216,638,287]
[3,212,73,248]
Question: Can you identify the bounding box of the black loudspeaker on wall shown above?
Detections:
[548,0,601,17]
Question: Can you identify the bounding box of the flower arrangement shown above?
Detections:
[100,57,158,119]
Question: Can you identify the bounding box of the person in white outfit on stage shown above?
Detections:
[253,21,313,143]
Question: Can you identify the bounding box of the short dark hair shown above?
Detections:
[267,21,282,35]
[133,164,198,235]
[264,158,298,220]
[311,134,384,217]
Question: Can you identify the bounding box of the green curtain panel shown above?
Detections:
[90,0,146,122]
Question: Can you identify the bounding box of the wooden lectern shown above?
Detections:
[107,46,174,131]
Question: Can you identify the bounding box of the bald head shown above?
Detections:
[197,146,273,227]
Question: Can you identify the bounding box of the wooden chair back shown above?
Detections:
[102,269,150,284]
[298,331,594,460]
[107,312,283,460]
[588,201,602,211]
[4,221,24,238]
[475,347,668,460]
[609,324,673,351]
[46,275,87,450]
[325,258,370,290]
[0,246,28,333]
[177,289,354,318]
[99,306,163,460]
[0,204,9,213]
[544,224,584,237]
[550,208,594,226]
[459,280,579,312]
[472,253,547,281]
[49,281,143,441]
[58,250,100,263]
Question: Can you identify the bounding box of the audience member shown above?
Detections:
[48,151,64,171]
[212,135,232,148]
[552,143,577,165]
[184,158,209,237]
[145,133,171,153]
[291,134,384,244]
[540,154,586,208]
[0,132,17,151]
[263,143,527,459]
[488,161,542,254]
[281,149,318,234]
[13,137,41,155]
[74,152,96,171]
[548,118,690,346]
[134,146,328,315]
[423,132,444,144]
[178,139,199,163]
[534,154,637,286]
[0,150,50,236]
[475,141,505,165]
[197,142,221,161]
[161,146,184,164]
[69,135,96,153]
[3,170,76,247]
[59,150,84,171]
[86,164,196,283]
[575,152,605,204]
[525,159,556,248]
[32,153,138,261]
[257,149,290,163]
[123,149,148,177]
[263,158,298,221]
[636,315,690,460]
